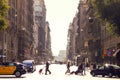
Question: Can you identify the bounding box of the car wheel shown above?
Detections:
[15,71,21,77]
[108,73,112,77]
[102,75,105,77]
[91,72,96,77]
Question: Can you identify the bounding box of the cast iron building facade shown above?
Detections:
[17,0,34,61]
[0,0,52,63]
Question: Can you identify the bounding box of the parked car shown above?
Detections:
[90,64,120,78]
[0,62,27,77]
[22,60,36,73]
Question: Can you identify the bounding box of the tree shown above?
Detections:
[90,0,120,36]
[0,0,9,30]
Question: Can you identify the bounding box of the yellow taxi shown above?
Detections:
[0,62,27,77]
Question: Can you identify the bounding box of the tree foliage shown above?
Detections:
[90,0,120,36]
[0,17,7,30]
[0,0,9,30]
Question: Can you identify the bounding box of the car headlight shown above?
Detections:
[30,66,33,68]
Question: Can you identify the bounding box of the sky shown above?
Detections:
[44,0,79,56]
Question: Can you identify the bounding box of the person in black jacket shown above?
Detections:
[70,63,84,75]
[65,61,71,74]
[45,61,51,75]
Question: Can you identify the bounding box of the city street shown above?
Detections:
[0,64,119,80]
[0,1,120,80]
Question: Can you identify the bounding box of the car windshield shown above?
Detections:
[23,62,32,67]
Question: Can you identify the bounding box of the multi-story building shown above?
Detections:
[45,21,53,61]
[33,0,52,63]
[76,0,102,63]
[37,0,46,62]
[17,0,34,61]
[0,0,34,62]
[66,0,120,65]
[33,0,42,63]
[33,0,46,63]
[66,15,78,64]
[0,0,52,63]
[86,2,102,63]
[67,23,74,61]
[75,0,90,64]
[67,0,102,65]
[0,0,19,62]
[79,0,120,64]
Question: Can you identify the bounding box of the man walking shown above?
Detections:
[45,61,51,75]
